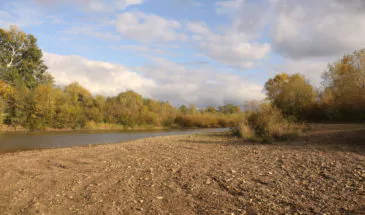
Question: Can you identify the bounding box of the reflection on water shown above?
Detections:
[0,128,228,153]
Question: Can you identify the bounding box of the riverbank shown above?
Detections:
[0,124,364,214]
[0,123,225,133]
[0,124,189,133]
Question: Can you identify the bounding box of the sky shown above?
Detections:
[1,0,365,107]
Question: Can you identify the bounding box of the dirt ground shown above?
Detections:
[0,124,364,215]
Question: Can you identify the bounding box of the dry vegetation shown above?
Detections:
[233,103,304,142]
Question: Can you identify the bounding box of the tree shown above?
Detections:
[0,26,53,89]
[5,81,30,129]
[104,90,144,126]
[188,104,197,114]
[321,49,365,120]
[63,82,93,128]
[0,27,246,130]
[87,95,106,123]
[219,104,241,114]
[264,73,316,119]
[179,105,188,114]
[26,84,61,130]
[205,106,217,113]
[0,80,14,125]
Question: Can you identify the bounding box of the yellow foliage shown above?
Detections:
[0,80,14,98]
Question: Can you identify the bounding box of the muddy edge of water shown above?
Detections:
[0,128,229,153]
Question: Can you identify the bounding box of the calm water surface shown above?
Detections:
[0,128,228,153]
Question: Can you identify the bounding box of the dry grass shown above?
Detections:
[235,103,304,142]
[174,113,244,128]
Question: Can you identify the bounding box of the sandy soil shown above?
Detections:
[0,124,364,215]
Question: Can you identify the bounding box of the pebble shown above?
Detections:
[156,196,164,200]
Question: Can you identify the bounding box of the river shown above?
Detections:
[0,128,228,153]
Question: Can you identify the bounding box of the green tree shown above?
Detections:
[0,26,53,89]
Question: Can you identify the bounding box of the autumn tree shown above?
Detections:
[63,82,93,128]
[264,73,316,120]
[219,104,241,114]
[5,81,30,129]
[205,106,217,113]
[0,26,256,130]
[179,105,188,114]
[0,80,14,125]
[321,49,365,120]
[188,104,197,114]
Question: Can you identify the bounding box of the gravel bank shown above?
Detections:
[0,124,364,214]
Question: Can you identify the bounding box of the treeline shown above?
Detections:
[236,49,365,142]
[264,49,365,122]
[0,27,243,131]
[0,81,242,130]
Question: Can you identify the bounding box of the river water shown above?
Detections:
[0,128,228,153]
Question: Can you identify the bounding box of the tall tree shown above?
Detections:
[321,49,365,120]
[265,73,316,119]
[63,82,93,128]
[0,80,14,125]
[0,26,53,89]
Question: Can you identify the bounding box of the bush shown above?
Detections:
[235,103,303,142]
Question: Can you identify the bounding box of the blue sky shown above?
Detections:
[1,0,364,106]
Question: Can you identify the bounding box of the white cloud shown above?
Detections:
[217,0,365,59]
[138,57,265,106]
[44,53,264,106]
[216,0,270,40]
[116,11,188,43]
[43,53,155,97]
[271,58,330,86]
[187,22,270,69]
[271,0,365,59]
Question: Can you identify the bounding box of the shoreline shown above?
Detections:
[0,125,224,133]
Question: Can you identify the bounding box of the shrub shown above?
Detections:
[235,120,255,140]
[235,103,303,142]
